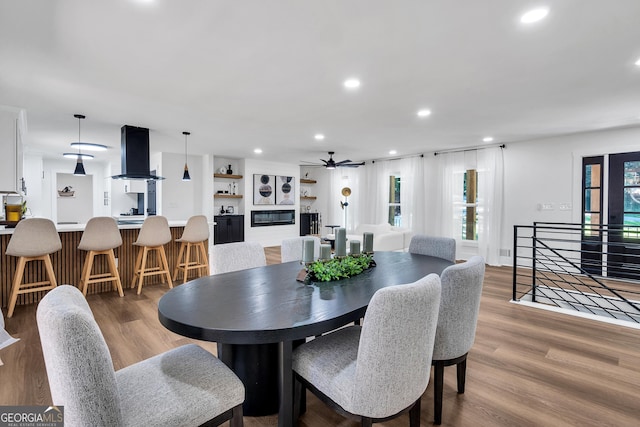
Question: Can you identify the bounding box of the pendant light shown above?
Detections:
[73,114,86,176]
[182,131,191,181]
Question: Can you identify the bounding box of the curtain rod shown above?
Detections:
[433,143,505,156]
[371,153,424,164]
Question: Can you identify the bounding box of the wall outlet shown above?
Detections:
[559,203,572,210]
[537,203,555,211]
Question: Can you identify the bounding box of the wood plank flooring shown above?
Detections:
[1,247,639,426]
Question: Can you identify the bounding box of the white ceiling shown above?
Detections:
[2,0,640,167]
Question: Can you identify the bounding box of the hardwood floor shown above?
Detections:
[1,247,639,426]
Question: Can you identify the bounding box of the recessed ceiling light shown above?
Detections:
[635,57,640,67]
[520,7,549,24]
[389,150,397,155]
[483,136,494,142]
[343,78,361,89]
[63,153,94,160]
[417,109,431,118]
[314,134,325,141]
[254,148,262,154]
[70,142,107,151]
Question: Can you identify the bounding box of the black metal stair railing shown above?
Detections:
[513,222,640,323]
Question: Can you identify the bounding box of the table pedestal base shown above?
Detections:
[217,342,280,416]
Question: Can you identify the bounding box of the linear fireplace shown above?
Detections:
[251,210,296,227]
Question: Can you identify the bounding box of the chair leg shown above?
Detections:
[107,249,124,297]
[457,355,467,394]
[7,256,27,318]
[182,243,191,284]
[136,247,149,295]
[158,246,173,289]
[131,247,143,288]
[229,403,243,427]
[409,397,421,427]
[360,417,373,427]
[172,242,185,281]
[433,360,445,425]
[199,241,210,276]
[43,254,58,289]
[80,251,95,296]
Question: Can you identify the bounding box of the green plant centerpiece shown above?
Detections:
[304,254,375,283]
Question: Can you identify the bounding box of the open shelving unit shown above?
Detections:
[213,173,243,199]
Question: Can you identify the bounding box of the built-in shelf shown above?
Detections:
[300,196,317,201]
[214,194,243,199]
[300,179,317,184]
[214,173,243,180]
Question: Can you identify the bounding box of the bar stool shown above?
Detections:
[78,217,124,297]
[131,216,173,295]
[173,215,210,284]
[5,218,62,318]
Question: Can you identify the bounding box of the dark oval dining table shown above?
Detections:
[158,251,452,427]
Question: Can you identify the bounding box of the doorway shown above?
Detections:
[607,152,640,279]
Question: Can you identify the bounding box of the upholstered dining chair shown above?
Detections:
[211,241,266,274]
[78,216,124,297]
[5,218,62,317]
[280,236,321,263]
[431,255,485,424]
[173,215,210,284]
[409,234,456,263]
[37,285,245,427]
[292,274,442,426]
[131,216,173,294]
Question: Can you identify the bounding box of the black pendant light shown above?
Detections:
[182,131,191,181]
[73,114,86,176]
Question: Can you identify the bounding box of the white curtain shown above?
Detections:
[360,161,391,226]
[399,156,426,233]
[477,147,504,265]
[431,147,504,265]
[327,167,363,232]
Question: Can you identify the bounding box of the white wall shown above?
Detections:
[26,156,109,222]
[56,173,93,224]
[500,125,640,264]
[244,158,300,247]
[157,152,207,220]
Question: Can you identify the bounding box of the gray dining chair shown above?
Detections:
[280,236,321,263]
[37,285,245,427]
[292,274,442,426]
[431,255,485,424]
[211,241,266,274]
[409,234,456,263]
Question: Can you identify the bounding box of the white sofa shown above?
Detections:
[346,223,413,252]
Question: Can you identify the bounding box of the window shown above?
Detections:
[388,175,401,226]
[461,169,478,240]
[582,156,603,237]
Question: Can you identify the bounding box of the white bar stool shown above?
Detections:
[131,216,173,294]
[78,217,124,297]
[5,218,62,318]
[173,215,210,284]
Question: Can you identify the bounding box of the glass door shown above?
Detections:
[607,152,640,279]
[581,157,603,275]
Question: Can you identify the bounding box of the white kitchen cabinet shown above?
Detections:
[0,108,24,193]
[123,179,146,193]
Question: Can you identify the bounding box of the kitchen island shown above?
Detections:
[0,219,200,311]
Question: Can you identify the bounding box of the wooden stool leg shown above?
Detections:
[159,246,173,289]
[173,242,186,282]
[131,248,143,289]
[107,248,124,297]
[137,247,149,295]
[182,243,191,284]
[7,257,27,318]
[199,241,210,276]
[43,254,58,289]
[81,251,95,296]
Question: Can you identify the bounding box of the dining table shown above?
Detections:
[157,251,453,427]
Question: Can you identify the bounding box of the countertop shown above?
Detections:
[0,219,190,235]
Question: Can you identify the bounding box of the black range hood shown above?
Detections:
[111,125,164,180]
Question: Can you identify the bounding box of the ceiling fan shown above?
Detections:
[305,151,365,169]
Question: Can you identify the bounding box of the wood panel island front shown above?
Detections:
[0,220,198,311]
